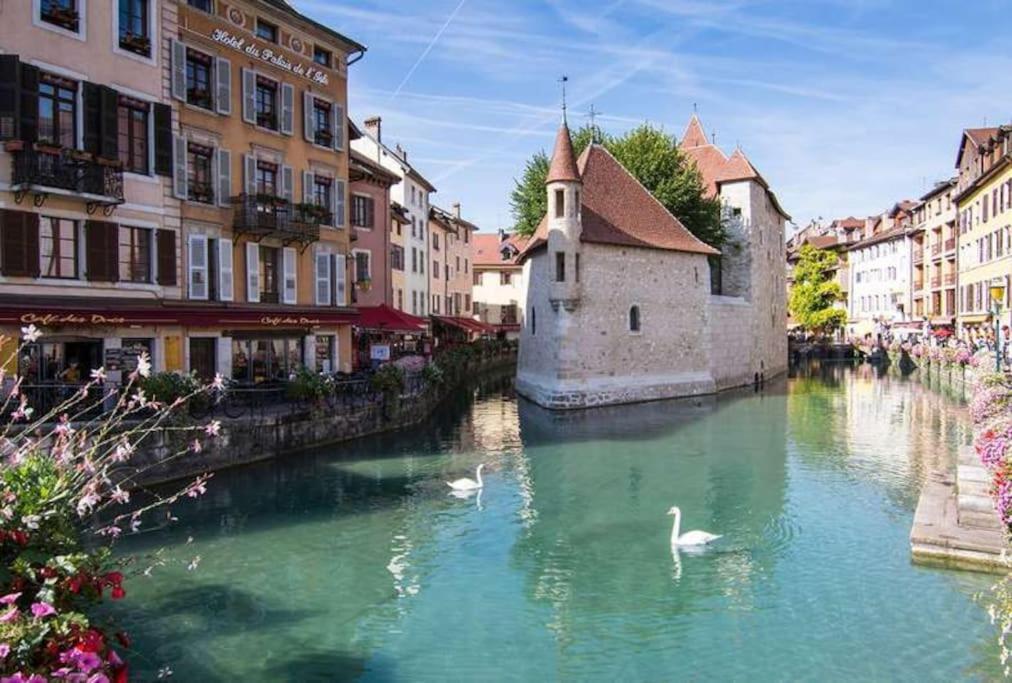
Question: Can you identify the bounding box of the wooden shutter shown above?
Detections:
[303,91,314,142]
[156,229,177,286]
[19,63,39,144]
[171,40,186,101]
[333,253,346,306]
[332,103,345,151]
[218,237,234,301]
[0,55,19,140]
[153,103,173,177]
[246,242,260,302]
[99,86,119,160]
[315,249,331,305]
[280,83,294,135]
[282,247,297,304]
[172,135,188,199]
[0,210,39,278]
[303,170,314,204]
[241,69,256,124]
[217,148,231,206]
[334,179,346,228]
[85,221,117,282]
[243,154,256,194]
[82,82,102,154]
[188,234,208,300]
[281,165,293,202]
[215,57,232,115]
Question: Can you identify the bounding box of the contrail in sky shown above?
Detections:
[389,0,468,102]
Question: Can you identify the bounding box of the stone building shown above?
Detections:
[516,115,789,409]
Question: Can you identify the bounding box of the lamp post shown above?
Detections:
[990,277,1007,372]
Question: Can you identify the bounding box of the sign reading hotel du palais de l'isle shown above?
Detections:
[211,29,330,86]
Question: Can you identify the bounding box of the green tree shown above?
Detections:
[788,244,847,336]
[509,124,723,247]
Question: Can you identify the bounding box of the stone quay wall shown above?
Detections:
[122,354,516,487]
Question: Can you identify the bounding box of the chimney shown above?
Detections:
[452,202,461,219]
[395,143,407,162]
[364,116,381,142]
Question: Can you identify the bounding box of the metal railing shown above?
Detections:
[944,237,956,252]
[231,194,326,245]
[10,145,124,203]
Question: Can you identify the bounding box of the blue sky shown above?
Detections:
[293,0,1012,235]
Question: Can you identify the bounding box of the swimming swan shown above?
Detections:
[447,464,484,491]
[668,506,721,547]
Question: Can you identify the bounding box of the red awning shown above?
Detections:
[355,304,428,333]
[433,316,495,334]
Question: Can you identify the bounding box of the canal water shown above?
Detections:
[111,365,1000,681]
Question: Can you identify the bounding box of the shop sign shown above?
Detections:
[104,348,123,372]
[370,344,391,361]
[19,313,127,326]
[259,315,322,327]
[211,29,330,85]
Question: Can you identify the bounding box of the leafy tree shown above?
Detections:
[509,124,723,247]
[788,244,847,336]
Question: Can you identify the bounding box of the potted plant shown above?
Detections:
[355,277,372,292]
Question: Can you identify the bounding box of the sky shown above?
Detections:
[292,0,1012,235]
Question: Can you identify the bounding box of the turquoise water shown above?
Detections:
[111,365,999,681]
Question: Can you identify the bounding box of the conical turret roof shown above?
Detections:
[546,122,581,184]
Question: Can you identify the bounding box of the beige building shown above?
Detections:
[389,202,409,311]
[472,231,526,337]
[428,203,474,317]
[909,180,957,324]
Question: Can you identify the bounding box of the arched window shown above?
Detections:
[629,305,641,333]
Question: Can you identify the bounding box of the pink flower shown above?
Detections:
[77,651,102,672]
[76,492,100,517]
[111,439,134,463]
[30,601,56,618]
[0,643,10,658]
[204,420,221,438]
[211,373,226,391]
[20,324,42,343]
[96,526,122,539]
[191,439,202,454]
[0,593,21,605]
[110,487,130,505]
[2,673,47,683]
[0,607,18,623]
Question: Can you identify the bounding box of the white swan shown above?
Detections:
[447,464,484,492]
[668,506,721,547]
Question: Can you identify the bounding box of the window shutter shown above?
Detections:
[303,170,314,204]
[82,82,102,155]
[19,63,39,144]
[246,242,260,302]
[218,237,234,301]
[315,249,331,305]
[153,104,173,177]
[281,164,294,203]
[334,179,346,228]
[217,148,231,206]
[0,210,39,278]
[0,55,19,140]
[172,135,188,199]
[333,253,346,306]
[241,68,256,124]
[332,103,344,151]
[215,57,231,115]
[187,234,208,300]
[280,83,294,135]
[85,221,117,282]
[303,91,314,142]
[171,39,187,102]
[99,86,119,160]
[283,247,297,304]
[156,229,177,286]
[243,154,256,194]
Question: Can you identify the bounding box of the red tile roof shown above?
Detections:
[522,143,719,259]
[546,122,580,184]
[680,114,709,148]
[681,144,728,197]
[715,148,760,183]
[473,233,528,267]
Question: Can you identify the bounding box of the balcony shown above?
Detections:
[913,278,924,291]
[8,142,123,212]
[944,237,956,253]
[913,249,924,264]
[944,272,956,286]
[930,276,941,288]
[931,242,942,258]
[231,194,327,248]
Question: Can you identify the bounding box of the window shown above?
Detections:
[187,143,214,203]
[256,18,278,43]
[40,0,79,33]
[314,335,334,373]
[312,98,332,146]
[313,175,332,212]
[40,218,77,279]
[38,74,77,148]
[117,96,149,174]
[255,76,278,130]
[354,252,370,283]
[411,247,417,273]
[390,246,404,271]
[555,189,565,218]
[185,48,214,110]
[256,160,277,196]
[500,272,512,286]
[313,46,332,68]
[433,260,440,278]
[351,195,374,228]
[119,226,151,283]
[118,0,151,57]
[629,305,641,332]
[188,0,212,11]
[433,233,440,251]
[259,245,279,303]
[232,337,302,383]
[473,270,480,286]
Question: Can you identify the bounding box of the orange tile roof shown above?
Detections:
[680,114,709,148]
[473,233,528,267]
[715,148,761,184]
[546,122,580,184]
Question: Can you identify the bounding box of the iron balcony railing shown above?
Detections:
[231,193,329,246]
[10,144,124,204]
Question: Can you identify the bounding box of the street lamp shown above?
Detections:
[990,277,1007,372]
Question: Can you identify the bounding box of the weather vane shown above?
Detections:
[587,104,602,142]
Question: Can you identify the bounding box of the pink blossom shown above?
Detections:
[20,324,42,343]
[111,438,134,463]
[30,602,55,619]
[211,373,226,391]
[89,367,106,382]
[2,673,47,683]
[87,675,110,683]
[205,420,221,437]
[0,593,21,605]
[96,526,122,539]
[0,643,9,658]
[76,492,100,517]
[191,439,202,453]
[110,487,130,505]
[186,478,208,498]
[0,607,18,623]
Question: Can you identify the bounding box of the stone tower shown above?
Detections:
[545,122,582,310]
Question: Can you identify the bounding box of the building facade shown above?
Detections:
[909,180,957,325]
[349,147,398,308]
[167,0,364,379]
[351,117,435,317]
[954,126,1012,332]
[472,231,525,337]
[428,203,474,317]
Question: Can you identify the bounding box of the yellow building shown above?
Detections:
[954,126,1012,331]
[909,179,957,324]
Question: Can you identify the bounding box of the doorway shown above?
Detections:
[189,338,217,381]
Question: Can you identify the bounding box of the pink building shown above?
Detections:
[349,147,398,307]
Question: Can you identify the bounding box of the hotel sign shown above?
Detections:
[211,29,330,85]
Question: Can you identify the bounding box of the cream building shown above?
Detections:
[909,180,957,325]
[472,231,526,337]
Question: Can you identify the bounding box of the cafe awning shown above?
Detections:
[355,304,428,334]
[432,316,495,335]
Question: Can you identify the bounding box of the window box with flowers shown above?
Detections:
[119,32,151,57]
[355,277,372,292]
[42,5,80,32]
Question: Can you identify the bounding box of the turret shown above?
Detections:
[545,122,582,308]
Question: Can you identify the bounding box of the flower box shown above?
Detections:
[120,33,151,55]
[41,6,79,31]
